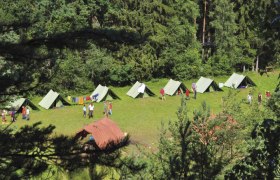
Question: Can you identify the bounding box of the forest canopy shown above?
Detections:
[0,0,279,96]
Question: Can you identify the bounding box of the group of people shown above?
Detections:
[21,106,30,120]
[247,91,271,105]
[103,101,113,117]
[1,106,31,124]
[1,109,16,123]
[83,101,113,118]
[160,83,197,100]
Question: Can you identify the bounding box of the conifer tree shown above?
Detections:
[209,0,241,74]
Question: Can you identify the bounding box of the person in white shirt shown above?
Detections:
[247,93,253,105]
[88,103,94,118]
[26,107,30,120]
[83,104,87,118]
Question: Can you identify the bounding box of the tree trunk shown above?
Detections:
[202,0,207,61]
[202,0,207,44]
[243,65,246,72]
[256,55,259,72]
[194,17,197,40]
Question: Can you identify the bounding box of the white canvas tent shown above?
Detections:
[163,79,188,96]
[7,98,39,113]
[39,90,70,109]
[126,81,155,98]
[196,77,222,93]
[90,84,120,103]
[224,73,256,89]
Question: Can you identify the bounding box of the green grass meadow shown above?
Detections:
[5,71,279,153]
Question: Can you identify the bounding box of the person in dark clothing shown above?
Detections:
[258,92,262,105]
[192,83,197,99]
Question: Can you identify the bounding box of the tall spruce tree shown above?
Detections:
[209,0,241,74]
[235,0,280,71]
[107,0,201,80]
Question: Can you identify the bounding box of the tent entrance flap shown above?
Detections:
[25,100,39,110]
[56,100,63,107]
[105,94,113,101]
[143,92,149,98]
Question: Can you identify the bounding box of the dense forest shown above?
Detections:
[0,1,280,179]
[0,0,279,97]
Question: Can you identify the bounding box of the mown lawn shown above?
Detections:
[5,70,279,153]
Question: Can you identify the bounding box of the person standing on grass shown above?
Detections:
[22,106,26,120]
[1,110,7,124]
[258,92,262,105]
[26,107,30,120]
[88,103,94,119]
[160,88,165,101]
[104,101,108,117]
[192,83,197,99]
[265,91,271,99]
[185,89,190,100]
[177,89,181,95]
[11,109,16,122]
[247,93,253,105]
[108,102,113,115]
[83,104,87,118]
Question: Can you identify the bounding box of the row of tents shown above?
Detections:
[126,73,256,96]
[7,73,256,112]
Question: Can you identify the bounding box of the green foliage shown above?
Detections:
[267,91,280,119]
[225,119,280,179]
[110,64,136,86]
[1,0,279,97]
[0,122,143,179]
[209,0,242,73]
[106,0,201,80]
[145,98,193,179]
[50,51,93,95]
[225,87,280,179]
[136,99,239,179]
[191,102,239,179]
[84,43,115,86]
[235,0,280,68]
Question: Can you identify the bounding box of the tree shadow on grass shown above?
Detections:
[0,122,145,179]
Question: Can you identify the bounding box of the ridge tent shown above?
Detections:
[39,89,70,109]
[90,84,120,103]
[224,73,256,89]
[196,77,222,93]
[7,98,39,113]
[163,79,188,96]
[126,81,155,98]
[75,117,126,150]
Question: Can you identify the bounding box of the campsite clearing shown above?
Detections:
[5,71,279,152]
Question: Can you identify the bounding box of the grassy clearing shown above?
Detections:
[5,70,279,152]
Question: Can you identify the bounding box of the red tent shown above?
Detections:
[76,117,125,150]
